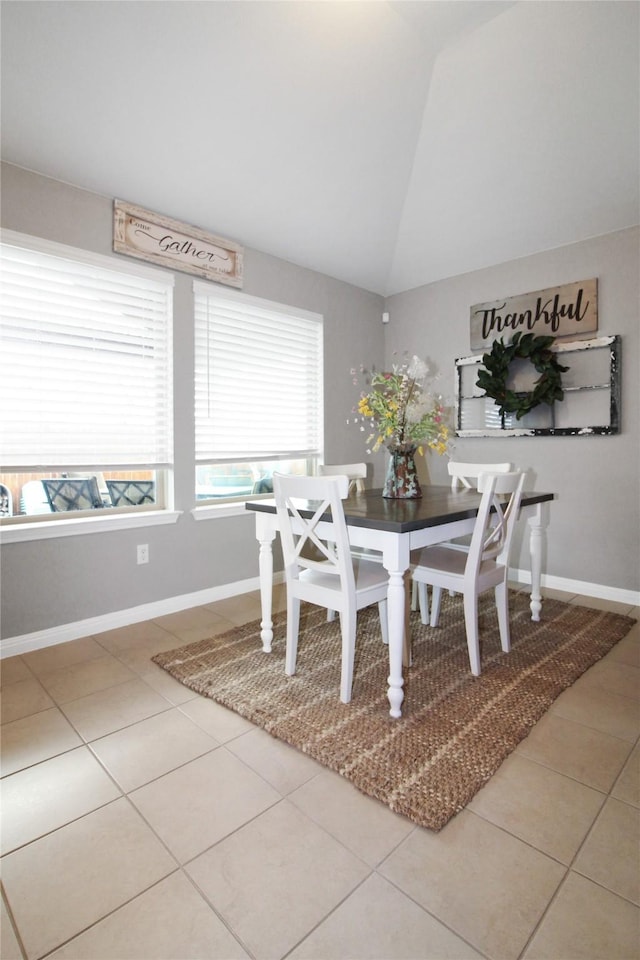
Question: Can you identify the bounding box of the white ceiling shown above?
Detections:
[1,1,638,296]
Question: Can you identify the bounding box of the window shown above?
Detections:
[194,283,323,501]
[454,336,620,436]
[0,232,173,520]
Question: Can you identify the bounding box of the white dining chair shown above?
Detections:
[273,471,389,703]
[413,460,514,619]
[411,470,525,676]
[319,462,382,620]
[319,462,367,494]
[448,460,512,489]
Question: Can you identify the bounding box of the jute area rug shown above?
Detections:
[153,591,635,831]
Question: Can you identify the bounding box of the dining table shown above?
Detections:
[245,484,554,719]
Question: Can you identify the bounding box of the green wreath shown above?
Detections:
[476,332,569,420]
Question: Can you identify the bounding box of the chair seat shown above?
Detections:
[300,557,389,595]
[413,544,500,581]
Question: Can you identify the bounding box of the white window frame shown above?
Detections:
[192,283,324,520]
[0,230,180,542]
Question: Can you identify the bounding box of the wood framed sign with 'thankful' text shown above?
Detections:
[469,279,597,352]
[113,200,244,287]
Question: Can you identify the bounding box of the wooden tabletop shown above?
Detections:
[245,484,554,533]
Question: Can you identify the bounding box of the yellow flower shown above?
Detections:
[429,440,448,455]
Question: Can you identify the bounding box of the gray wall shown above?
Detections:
[0,164,385,639]
[2,163,637,641]
[384,226,640,592]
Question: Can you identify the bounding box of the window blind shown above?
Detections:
[0,237,173,470]
[194,283,323,463]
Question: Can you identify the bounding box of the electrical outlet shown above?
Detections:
[137,544,149,565]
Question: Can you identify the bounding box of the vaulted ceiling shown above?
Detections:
[1,1,638,295]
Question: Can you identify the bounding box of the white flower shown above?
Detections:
[407,356,429,380]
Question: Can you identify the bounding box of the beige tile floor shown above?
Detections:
[1,587,638,960]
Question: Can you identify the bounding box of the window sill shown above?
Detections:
[0,510,182,543]
[192,502,253,520]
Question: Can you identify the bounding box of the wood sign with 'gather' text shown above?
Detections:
[113,200,243,287]
[470,279,597,352]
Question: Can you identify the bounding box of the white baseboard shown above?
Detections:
[511,569,639,607]
[0,574,285,659]
[1,570,636,659]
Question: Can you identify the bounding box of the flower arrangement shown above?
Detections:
[350,355,450,456]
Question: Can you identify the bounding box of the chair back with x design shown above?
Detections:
[448,460,513,490]
[318,462,367,495]
[42,477,103,512]
[467,470,526,576]
[274,473,355,608]
[412,470,526,676]
[106,480,155,506]
[273,472,389,703]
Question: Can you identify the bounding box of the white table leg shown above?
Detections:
[528,502,549,621]
[385,567,406,718]
[255,516,276,652]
